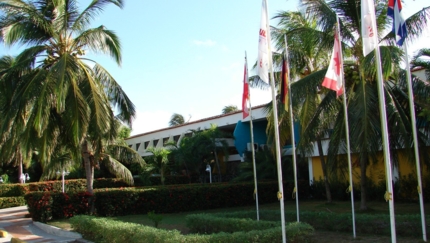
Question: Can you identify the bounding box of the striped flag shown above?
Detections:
[388,0,407,46]
[322,24,344,97]
[361,0,378,56]
[242,58,250,119]
[280,56,289,111]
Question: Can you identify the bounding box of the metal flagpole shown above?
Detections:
[263,1,286,242]
[335,15,356,238]
[361,0,396,241]
[369,13,397,243]
[245,51,260,221]
[283,34,299,222]
[403,44,427,242]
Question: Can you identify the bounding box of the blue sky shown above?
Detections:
[1,0,429,136]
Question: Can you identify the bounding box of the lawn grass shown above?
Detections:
[48,200,429,242]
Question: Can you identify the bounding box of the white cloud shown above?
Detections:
[192,39,217,47]
[130,109,171,136]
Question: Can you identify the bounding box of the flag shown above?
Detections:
[280,56,289,111]
[242,58,250,119]
[388,0,407,46]
[257,0,269,84]
[361,0,378,56]
[322,25,344,97]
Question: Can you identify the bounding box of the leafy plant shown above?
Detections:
[147,211,163,228]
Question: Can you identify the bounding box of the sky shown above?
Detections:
[1,0,429,136]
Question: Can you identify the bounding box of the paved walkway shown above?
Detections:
[0,206,85,243]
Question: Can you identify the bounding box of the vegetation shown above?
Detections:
[169,124,231,182]
[0,0,143,195]
[262,0,430,211]
[168,113,191,127]
[144,147,171,185]
[221,105,239,114]
[70,214,314,243]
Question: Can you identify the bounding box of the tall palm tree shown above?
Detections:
[0,0,136,193]
[269,10,336,202]
[0,55,36,183]
[272,0,430,210]
[222,105,238,114]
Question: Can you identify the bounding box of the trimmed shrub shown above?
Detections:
[0,196,26,208]
[24,191,92,222]
[70,215,314,243]
[0,178,129,197]
[0,184,29,197]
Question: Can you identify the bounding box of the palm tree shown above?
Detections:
[0,55,36,183]
[272,0,430,210]
[168,113,191,126]
[222,105,238,114]
[266,10,335,202]
[411,48,430,121]
[0,0,136,193]
[145,147,170,186]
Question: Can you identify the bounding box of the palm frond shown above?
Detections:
[74,26,122,65]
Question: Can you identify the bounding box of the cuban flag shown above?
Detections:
[388,0,407,46]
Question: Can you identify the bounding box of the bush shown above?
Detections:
[24,191,92,222]
[70,215,314,243]
[195,209,430,238]
[0,196,26,208]
[0,178,130,197]
[0,184,29,197]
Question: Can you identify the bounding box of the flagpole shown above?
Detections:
[403,44,427,242]
[264,0,287,242]
[364,2,397,241]
[258,1,286,241]
[362,0,396,240]
[335,15,356,238]
[283,34,299,222]
[245,51,260,221]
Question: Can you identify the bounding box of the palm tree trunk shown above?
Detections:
[360,158,368,210]
[213,148,222,182]
[317,138,332,203]
[81,140,94,194]
[160,166,165,185]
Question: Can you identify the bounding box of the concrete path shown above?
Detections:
[0,206,88,243]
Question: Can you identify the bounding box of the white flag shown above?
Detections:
[322,24,343,97]
[361,0,378,56]
[257,0,269,84]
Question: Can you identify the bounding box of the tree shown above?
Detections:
[169,113,191,127]
[271,0,430,210]
[0,0,137,194]
[222,105,238,114]
[411,48,430,121]
[266,10,335,202]
[170,124,231,182]
[145,147,170,186]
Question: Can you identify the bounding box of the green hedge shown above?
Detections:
[24,181,300,221]
[203,209,429,238]
[24,191,93,222]
[70,215,314,243]
[0,178,129,197]
[0,184,29,197]
[0,196,26,208]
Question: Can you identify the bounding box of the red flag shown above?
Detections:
[280,56,289,111]
[322,26,344,97]
[242,59,250,119]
